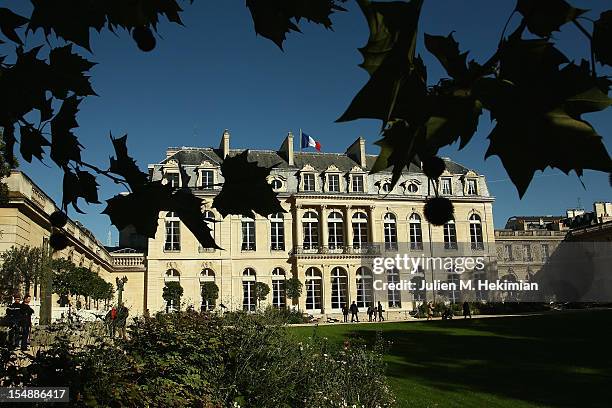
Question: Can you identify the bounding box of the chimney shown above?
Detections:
[346,137,366,168]
[279,131,294,166]
[219,129,230,158]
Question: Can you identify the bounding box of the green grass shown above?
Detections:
[291,310,612,408]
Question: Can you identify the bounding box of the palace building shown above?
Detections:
[117,130,498,318]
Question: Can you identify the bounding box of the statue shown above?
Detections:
[116,276,128,306]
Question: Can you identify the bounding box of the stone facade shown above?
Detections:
[139,131,497,318]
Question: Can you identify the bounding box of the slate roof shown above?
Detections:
[160,148,472,175]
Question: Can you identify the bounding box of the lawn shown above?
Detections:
[291,309,612,408]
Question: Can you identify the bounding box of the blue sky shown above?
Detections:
[11,0,612,244]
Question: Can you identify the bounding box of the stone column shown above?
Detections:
[294,204,303,249]
[344,206,353,250]
[322,264,332,315]
[320,205,328,250]
[367,205,376,243]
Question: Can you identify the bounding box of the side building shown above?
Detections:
[135,131,498,318]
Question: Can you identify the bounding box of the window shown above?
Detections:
[387,269,401,308]
[440,178,452,195]
[409,213,423,250]
[303,173,316,191]
[165,172,180,187]
[356,267,373,308]
[327,174,340,192]
[352,212,369,249]
[447,274,460,303]
[384,213,398,250]
[523,244,532,261]
[503,244,513,261]
[541,244,549,262]
[201,170,213,189]
[272,268,286,309]
[382,182,391,193]
[305,268,322,312]
[330,267,348,310]
[502,273,518,301]
[164,212,181,251]
[352,175,364,192]
[467,179,478,195]
[198,210,216,252]
[302,211,319,250]
[327,211,344,250]
[200,269,215,311]
[165,269,180,312]
[469,214,484,250]
[474,271,487,301]
[271,179,282,190]
[443,220,457,249]
[242,268,256,312]
[241,217,256,251]
[407,183,418,193]
[270,213,285,250]
[410,276,425,301]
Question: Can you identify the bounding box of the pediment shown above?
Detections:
[325,164,341,173]
[300,164,316,172]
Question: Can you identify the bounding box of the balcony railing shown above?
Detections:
[495,230,567,237]
[111,254,146,269]
[292,244,381,256]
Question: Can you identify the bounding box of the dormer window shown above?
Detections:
[467,179,478,195]
[406,183,418,193]
[303,173,316,191]
[164,172,180,188]
[381,182,392,193]
[440,178,452,195]
[199,169,214,189]
[327,174,340,192]
[271,179,282,190]
[352,175,364,193]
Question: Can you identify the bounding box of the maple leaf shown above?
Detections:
[424,33,469,81]
[516,0,586,38]
[50,95,83,168]
[0,8,28,45]
[19,125,51,163]
[213,150,285,219]
[108,133,149,191]
[48,45,97,99]
[593,11,612,67]
[1,122,16,167]
[62,170,100,213]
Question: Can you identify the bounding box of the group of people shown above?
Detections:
[341,301,385,323]
[5,294,34,351]
[103,302,130,339]
[425,301,472,320]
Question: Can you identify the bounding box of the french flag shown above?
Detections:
[301,130,321,152]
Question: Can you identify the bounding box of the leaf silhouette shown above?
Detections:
[593,11,612,67]
[0,8,28,45]
[48,44,97,99]
[424,32,469,81]
[246,0,346,49]
[62,170,100,213]
[50,95,83,168]
[109,133,148,190]
[213,150,285,219]
[19,125,50,163]
[516,0,586,37]
[1,122,16,167]
[337,0,425,123]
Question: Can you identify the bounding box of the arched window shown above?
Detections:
[469,214,484,250]
[447,273,460,303]
[241,217,256,251]
[410,276,425,301]
[305,267,322,312]
[409,213,423,250]
[383,213,397,250]
[356,267,373,308]
[165,268,180,281]
[444,219,457,250]
[387,269,401,308]
[242,268,256,311]
[330,267,348,310]
[270,212,285,251]
[302,211,319,250]
[352,212,368,249]
[270,179,282,190]
[272,267,286,308]
[407,183,418,193]
[164,212,181,251]
[327,211,344,250]
[381,182,392,193]
[200,268,216,311]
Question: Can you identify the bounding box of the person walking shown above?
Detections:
[463,301,472,319]
[377,301,384,322]
[350,301,359,322]
[20,295,34,351]
[6,294,23,350]
[367,305,373,322]
[116,303,129,340]
[427,302,434,320]
[342,303,349,323]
